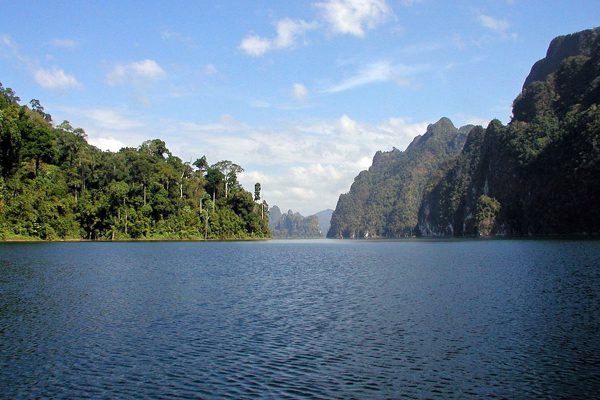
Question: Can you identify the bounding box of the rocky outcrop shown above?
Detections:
[418,26,600,236]
[269,206,323,238]
[327,118,474,238]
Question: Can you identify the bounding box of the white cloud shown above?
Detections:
[83,108,146,131]
[50,39,79,49]
[33,68,81,89]
[316,0,392,37]
[56,106,149,153]
[52,107,430,216]
[239,35,272,56]
[478,15,509,32]
[88,136,127,152]
[292,83,308,100]
[478,15,518,40]
[240,18,318,56]
[106,59,165,85]
[170,114,428,215]
[324,61,425,93]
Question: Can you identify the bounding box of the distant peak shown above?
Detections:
[428,117,456,131]
[424,117,457,137]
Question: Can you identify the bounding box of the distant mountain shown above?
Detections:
[313,209,333,237]
[268,206,323,238]
[328,118,473,238]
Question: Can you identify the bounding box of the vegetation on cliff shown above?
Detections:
[331,26,600,238]
[327,118,473,238]
[419,27,600,236]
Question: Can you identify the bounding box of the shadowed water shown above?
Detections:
[1,240,600,398]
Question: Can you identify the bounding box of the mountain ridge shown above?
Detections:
[330,26,600,238]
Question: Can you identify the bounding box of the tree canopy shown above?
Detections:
[0,85,270,240]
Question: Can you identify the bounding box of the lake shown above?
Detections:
[1,239,600,398]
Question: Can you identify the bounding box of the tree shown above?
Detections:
[0,105,21,177]
[254,182,261,201]
[193,155,208,171]
[0,80,270,241]
[212,160,244,199]
[140,139,170,159]
[29,99,51,122]
[0,82,20,105]
[21,126,55,176]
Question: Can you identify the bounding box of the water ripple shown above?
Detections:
[1,240,600,398]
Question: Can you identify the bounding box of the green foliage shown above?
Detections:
[328,118,473,238]
[475,195,501,236]
[419,27,600,236]
[0,85,270,241]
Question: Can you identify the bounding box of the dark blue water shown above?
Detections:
[1,240,600,399]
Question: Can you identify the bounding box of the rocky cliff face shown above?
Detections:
[418,26,600,236]
[327,118,473,238]
[523,28,600,88]
[330,26,600,238]
[268,206,323,238]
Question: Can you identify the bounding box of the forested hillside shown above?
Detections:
[0,84,269,240]
[330,26,600,238]
[327,118,473,238]
[419,27,600,236]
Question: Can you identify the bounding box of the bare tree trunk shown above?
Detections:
[143,184,147,206]
[204,213,209,240]
[180,171,185,199]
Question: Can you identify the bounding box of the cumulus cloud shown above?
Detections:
[1,35,81,89]
[316,0,392,37]
[88,136,127,152]
[57,106,148,153]
[324,61,426,93]
[292,83,309,99]
[106,59,165,85]
[168,114,428,215]
[33,68,81,89]
[240,18,318,56]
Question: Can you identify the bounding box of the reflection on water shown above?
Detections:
[1,240,600,398]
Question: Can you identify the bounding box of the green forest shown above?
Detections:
[0,83,270,241]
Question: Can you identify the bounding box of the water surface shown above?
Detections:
[1,240,600,398]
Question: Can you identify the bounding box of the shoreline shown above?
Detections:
[3,234,600,243]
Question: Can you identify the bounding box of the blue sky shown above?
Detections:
[1,1,598,215]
